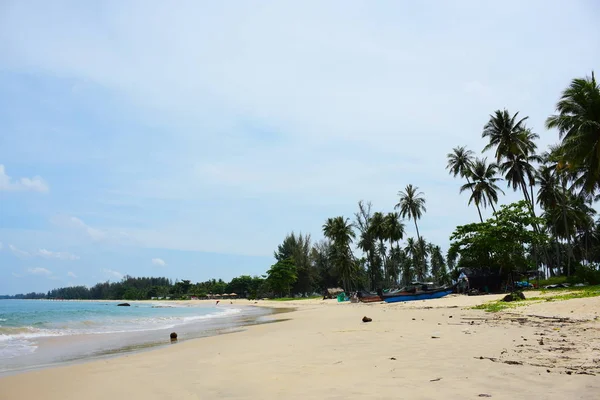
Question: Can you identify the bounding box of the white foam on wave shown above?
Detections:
[0,338,38,359]
[0,307,244,345]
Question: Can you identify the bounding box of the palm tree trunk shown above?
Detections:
[466,177,484,222]
[413,219,426,280]
[520,179,551,274]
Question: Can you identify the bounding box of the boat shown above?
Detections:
[378,282,455,303]
[356,291,383,303]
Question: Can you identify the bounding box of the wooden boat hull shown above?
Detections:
[382,287,453,303]
[356,291,383,303]
[358,296,382,303]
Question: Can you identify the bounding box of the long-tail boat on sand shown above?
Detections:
[377,282,455,303]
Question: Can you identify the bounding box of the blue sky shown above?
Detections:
[0,1,599,294]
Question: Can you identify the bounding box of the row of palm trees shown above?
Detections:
[277,71,598,292]
[447,71,600,276]
[321,184,446,291]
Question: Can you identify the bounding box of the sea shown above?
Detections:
[0,300,277,374]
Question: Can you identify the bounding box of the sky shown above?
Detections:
[0,1,599,295]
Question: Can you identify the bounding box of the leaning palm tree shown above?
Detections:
[460,158,504,214]
[395,184,427,273]
[447,146,482,222]
[546,71,600,197]
[322,216,355,291]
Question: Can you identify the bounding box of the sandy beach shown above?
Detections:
[1,294,599,400]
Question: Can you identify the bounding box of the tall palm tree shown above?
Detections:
[483,109,547,270]
[546,71,600,197]
[354,201,380,290]
[384,212,405,285]
[385,212,405,251]
[395,184,427,273]
[460,158,504,214]
[322,216,355,291]
[369,211,388,282]
[404,237,418,284]
[537,164,565,274]
[429,244,446,282]
[447,146,482,222]
[482,109,530,162]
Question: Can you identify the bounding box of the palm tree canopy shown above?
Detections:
[482,109,530,162]
[446,146,475,178]
[384,212,405,243]
[395,184,427,221]
[536,165,563,210]
[546,72,600,196]
[322,216,355,246]
[460,158,504,209]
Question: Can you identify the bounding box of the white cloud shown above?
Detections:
[8,244,31,259]
[12,272,23,278]
[38,249,80,260]
[0,165,48,192]
[67,271,77,278]
[103,268,123,280]
[51,215,106,241]
[151,258,166,266]
[27,267,52,276]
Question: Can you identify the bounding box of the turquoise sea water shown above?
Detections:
[0,300,271,373]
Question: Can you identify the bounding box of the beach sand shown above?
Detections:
[1,294,599,400]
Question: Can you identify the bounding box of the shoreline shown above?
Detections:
[0,300,291,376]
[1,295,599,399]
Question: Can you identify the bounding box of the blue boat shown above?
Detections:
[379,283,455,303]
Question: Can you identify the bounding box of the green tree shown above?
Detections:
[449,201,548,275]
[395,184,427,275]
[354,201,382,290]
[322,216,356,291]
[383,212,405,285]
[447,146,482,222]
[274,232,314,295]
[546,71,600,197]
[266,259,297,297]
[460,158,504,214]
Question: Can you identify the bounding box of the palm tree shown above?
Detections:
[482,109,531,162]
[447,146,482,222]
[395,184,427,272]
[404,238,418,284]
[354,201,380,290]
[384,212,405,285]
[369,212,388,282]
[322,216,355,291]
[429,244,447,282]
[385,212,405,252]
[546,71,600,197]
[483,110,547,270]
[537,164,565,274]
[460,158,504,214]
